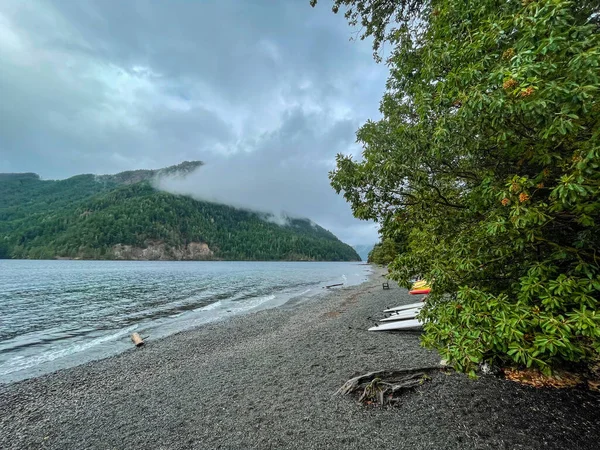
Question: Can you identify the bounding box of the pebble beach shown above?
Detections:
[1,269,599,449]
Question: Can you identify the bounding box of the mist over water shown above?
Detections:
[0,260,371,383]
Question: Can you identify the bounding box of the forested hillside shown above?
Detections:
[0,163,359,261]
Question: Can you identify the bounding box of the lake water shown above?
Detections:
[0,260,371,383]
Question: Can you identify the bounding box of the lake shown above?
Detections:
[0,260,371,383]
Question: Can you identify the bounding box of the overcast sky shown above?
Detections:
[0,0,386,245]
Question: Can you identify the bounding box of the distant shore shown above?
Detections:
[2,257,362,262]
[1,269,598,449]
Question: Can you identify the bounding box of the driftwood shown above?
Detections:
[336,366,442,406]
[131,332,145,347]
[324,283,344,289]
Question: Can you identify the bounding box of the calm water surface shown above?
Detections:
[0,260,371,383]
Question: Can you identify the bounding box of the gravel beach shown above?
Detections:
[1,269,599,449]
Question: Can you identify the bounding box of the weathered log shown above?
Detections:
[336,366,442,406]
[325,283,344,289]
[131,332,145,347]
[336,367,440,396]
[389,374,428,393]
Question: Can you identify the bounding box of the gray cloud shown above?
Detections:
[157,107,379,245]
[0,0,385,245]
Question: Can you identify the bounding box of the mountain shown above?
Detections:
[352,244,375,262]
[0,162,360,261]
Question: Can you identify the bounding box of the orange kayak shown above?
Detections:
[409,288,431,295]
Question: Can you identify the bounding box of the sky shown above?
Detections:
[0,0,387,246]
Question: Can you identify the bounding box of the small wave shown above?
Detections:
[241,294,276,310]
[197,300,223,311]
[0,325,138,376]
[195,294,277,314]
[1,261,365,382]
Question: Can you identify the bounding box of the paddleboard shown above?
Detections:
[368,319,423,331]
[380,308,421,322]
[383,302,424,313]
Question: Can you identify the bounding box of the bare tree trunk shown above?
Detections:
[336,366,442,406]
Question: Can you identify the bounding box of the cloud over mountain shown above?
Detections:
[0,0,385,244]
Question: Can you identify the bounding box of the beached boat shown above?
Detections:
[368,319,423,331]
[383,302,424,313]
[380,308,421,322]
[409,279,431,295]
[409,288,431,295]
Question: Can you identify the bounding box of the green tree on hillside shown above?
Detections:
[0,240,9,259]
[316,0,600,374]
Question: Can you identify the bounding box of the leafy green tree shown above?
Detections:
[368,238,401,265]
[317,0,600,374]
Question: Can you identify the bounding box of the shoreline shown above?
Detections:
[1,258,363,262]
[1,261,371,384]
[1,271,599,449]
[2,265,375,386]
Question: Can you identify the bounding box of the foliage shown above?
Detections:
[322,0,600,374]
[368,238,401,265]
[0,239,9,259]
[0,169,359,262]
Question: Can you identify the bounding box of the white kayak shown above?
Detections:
[383,302,424,313]
[368,318,423,331]
[380,308,421,322]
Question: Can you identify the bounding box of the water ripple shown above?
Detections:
[0,260,371,382]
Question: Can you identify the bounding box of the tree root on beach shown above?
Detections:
[336,367,442,407]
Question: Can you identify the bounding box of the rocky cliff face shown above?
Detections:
[111,241,214,260]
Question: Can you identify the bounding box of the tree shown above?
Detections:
[368,238,401,265]
[0,240,10,259]
[316,0,600,374]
